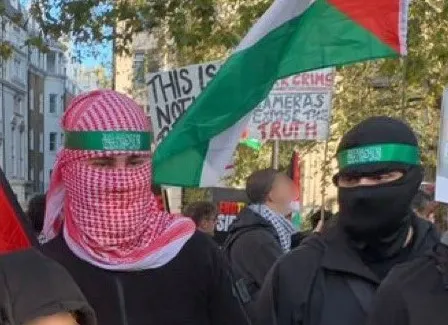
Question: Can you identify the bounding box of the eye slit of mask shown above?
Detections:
[336,169,406,188]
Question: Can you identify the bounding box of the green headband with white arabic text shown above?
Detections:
[65,131,152,151]
[337,143,420,169]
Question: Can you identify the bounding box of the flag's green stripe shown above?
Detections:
[154,0,397,185]
[152,142,207,186]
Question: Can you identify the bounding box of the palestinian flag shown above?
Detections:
[153,0,410,187]
[0,168,37,253]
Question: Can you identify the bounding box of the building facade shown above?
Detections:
[0,0,30,206]
[28,18,47,195]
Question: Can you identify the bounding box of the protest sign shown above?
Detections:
[436,88,448,203]
[147,61,221,144]
[148,62,334,144]
[209,187,248,245]
[246,68,335,141]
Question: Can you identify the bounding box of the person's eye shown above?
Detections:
[128,158,147,166]
[89,159,113,167]
[371,175,385,181]
[341,176,357,183]
[379,173,395,181]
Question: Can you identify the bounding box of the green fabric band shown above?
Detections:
[65,131,152,151]
[337,144,420,169]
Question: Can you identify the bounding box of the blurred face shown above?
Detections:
[267,173,295,215]
[25,313,78,325]
[198,214,218,236]
[85,154,149,169]
[337,171,404,188]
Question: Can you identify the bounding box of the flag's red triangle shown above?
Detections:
[328,0,402,53]
[0,168,37,254]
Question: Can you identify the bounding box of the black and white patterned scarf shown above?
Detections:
[249,204,297,252]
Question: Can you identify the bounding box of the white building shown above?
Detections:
[43,41,66,190]
[0,0,30,206]
[28,15,47,195]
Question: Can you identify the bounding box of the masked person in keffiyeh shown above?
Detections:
[40,90,248,325]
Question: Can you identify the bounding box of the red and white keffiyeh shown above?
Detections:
[41,90,196,270]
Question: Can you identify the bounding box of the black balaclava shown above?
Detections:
[335,116,423,260]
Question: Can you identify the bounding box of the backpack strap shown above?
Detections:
[223,227,263,305]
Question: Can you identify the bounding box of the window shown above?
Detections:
[14,96,22,114]
[39,132,43,153]
[29,128,34,150]
[133,52,145,84]
[30,167,34,181]
[39,93,44,113]
[11,126,16,178]
[60,95,64,112]
[49,132,57,151]
[18,124,24,179]
[60,133,64,146]
[49,94,57,113]
[29,88,34,110]
[47,52,56,74]
[13,58,20,77]
[49,169,53,177]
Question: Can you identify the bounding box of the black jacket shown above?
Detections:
[42,231,248,325]
[254,217,439,325]
[367,241,448,325]
[0,248,95,325]
[225,207,283,298]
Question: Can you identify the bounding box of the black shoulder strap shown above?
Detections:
[223,227,256,254]
[346,278,376,315]
[222,227,260,305]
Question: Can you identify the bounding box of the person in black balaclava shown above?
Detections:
[367,233,448,325]
[253,116,439,325]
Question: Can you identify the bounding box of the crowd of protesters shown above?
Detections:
[2,90,448,325]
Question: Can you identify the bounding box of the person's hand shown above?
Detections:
[313,219,324,233]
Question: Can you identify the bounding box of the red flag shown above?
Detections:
[288,152,301,202]
[0,168,37,254]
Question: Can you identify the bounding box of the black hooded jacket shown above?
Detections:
[367,239,448,325]
[253,217,438,325]
[224,207,283,298]
[42,231,248,325]
[0,249,95,325]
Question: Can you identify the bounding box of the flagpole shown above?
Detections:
[320,140,329,221]
[272,140,280,169]
[400,56,408,119]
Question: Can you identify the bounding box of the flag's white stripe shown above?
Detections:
[200,114,251,186]
[235,0,315,53]
[398,0,410,55]
[201,0,316,185]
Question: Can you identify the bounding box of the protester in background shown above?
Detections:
[26,194,46,236]
[184,201,218,236]
[0,249,95,325]
[224,168,296,317]
[41,90,248,325]
[254,117,439,325]
[291,209,334,248]
[367,231,448,325]
[309,209,334,233]
[411,188,437,223]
